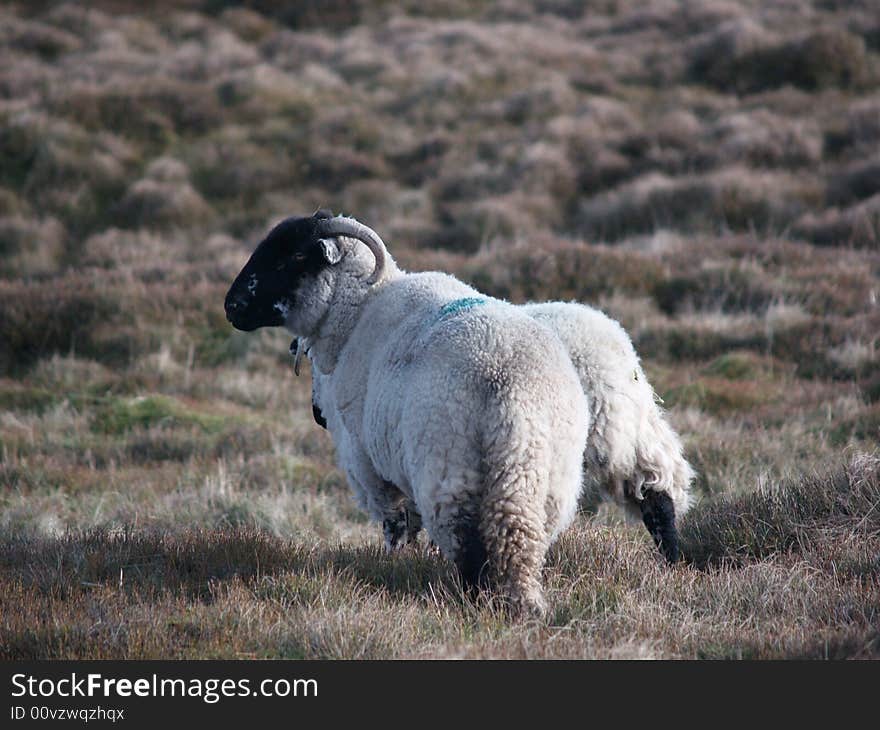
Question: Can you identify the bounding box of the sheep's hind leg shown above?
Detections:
[427,493,489,595]
[455,515,489,595]
[639,489,679,563]
[478,492,549,619]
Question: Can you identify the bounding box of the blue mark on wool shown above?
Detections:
[437,297,488,320]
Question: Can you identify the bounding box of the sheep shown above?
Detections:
[306,301,693,562]
[522,302,693,561]
[225,210,589,617]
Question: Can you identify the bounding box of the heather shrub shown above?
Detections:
[0,278,123,374]
[463,237,664,302]
[793,194,880,249]
[1,15,81,60]
[575,168,819,241]
[56,79,223,140]
[0,216,66,276]
[80,228,173,270]
[115,178,214,230]
[219,8,277,43]
[709,110,822,169]
[690,25,871,93]
[652,263,776,315]
[827,157,880,205]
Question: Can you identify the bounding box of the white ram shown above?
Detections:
[225,211,589,616]
[308,301,693,561]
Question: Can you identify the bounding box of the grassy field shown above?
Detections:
[1,0,879,659]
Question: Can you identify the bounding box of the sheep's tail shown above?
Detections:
[632,396,694,519]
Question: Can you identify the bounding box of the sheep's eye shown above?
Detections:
[292,252,308,262]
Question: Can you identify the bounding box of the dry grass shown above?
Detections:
[1,0,879,658]
[3,457,877,659]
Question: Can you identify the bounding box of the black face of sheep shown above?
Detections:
[225,211,336,332]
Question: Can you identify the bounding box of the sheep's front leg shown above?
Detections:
[375,482,418,553]
[404,503,423,544]
[341,440,410,552]
[639,490,679,563]
[381,491,424,551]
[381,484,409,551]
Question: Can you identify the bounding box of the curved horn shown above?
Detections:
[317,216,387,284]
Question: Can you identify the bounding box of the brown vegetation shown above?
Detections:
[1,0,878,658]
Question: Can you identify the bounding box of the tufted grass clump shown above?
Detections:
[90,395,226,435]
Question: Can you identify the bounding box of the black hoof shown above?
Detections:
[640,490,679,563]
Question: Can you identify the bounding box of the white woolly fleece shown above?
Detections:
[523,302,694,519]
[290,237,589,617]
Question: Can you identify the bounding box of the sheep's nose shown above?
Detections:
[225,295,244,321]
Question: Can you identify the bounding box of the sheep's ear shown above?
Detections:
[317,237,342,265]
